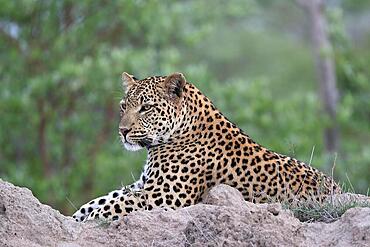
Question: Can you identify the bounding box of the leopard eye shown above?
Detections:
[120,103,126,112]
[139,104,152,113]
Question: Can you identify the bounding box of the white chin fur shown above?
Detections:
[124,142,143,151]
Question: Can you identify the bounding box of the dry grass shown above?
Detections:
[283,196,370,223]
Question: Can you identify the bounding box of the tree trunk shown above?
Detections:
[37,99,51,177]
[83,100,115,196]
[298,0,340,163]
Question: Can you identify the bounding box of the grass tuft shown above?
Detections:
[283,194,370,223]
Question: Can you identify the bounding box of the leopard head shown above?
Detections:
[118,72,186,151]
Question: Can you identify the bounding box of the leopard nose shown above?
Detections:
[119,127,131,137]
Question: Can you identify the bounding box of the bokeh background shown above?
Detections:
[1,0,369,215]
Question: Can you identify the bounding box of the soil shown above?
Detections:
[1,178,370,247]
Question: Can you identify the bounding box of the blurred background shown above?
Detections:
[0,0,369,215]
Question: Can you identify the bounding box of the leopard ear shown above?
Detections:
[121,72,136,92]
[164,72,186,101]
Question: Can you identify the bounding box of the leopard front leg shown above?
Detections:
[72,188,130,222]
[74,165,205,222]
[72,166,147,222]
[83,181,202,222]
[85,189,149,221]
[72,175,146,222]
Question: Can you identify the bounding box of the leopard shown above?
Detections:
[72,72,341,222]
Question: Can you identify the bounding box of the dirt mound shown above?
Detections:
[0,179,370,247]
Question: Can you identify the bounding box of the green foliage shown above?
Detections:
[326,6,370,190]
[0,0,369,215]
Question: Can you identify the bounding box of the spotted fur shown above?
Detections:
[72,72,341,222]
